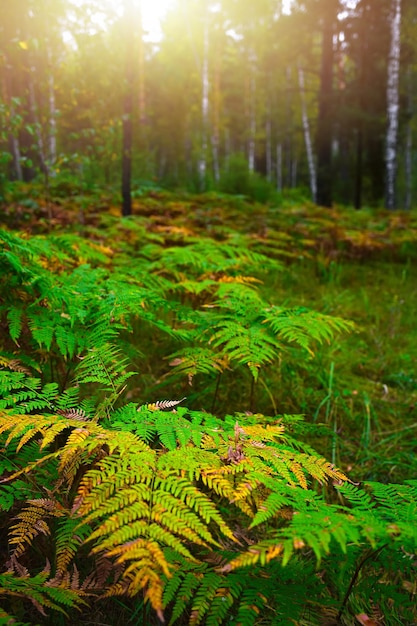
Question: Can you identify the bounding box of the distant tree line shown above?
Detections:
[0,0,416,209]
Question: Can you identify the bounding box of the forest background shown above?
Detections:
[1,1,417,626]
[1,0,416,209]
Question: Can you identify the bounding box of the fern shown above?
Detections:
[0,571,85,617]
[263,306,354,356]
[0,407,352,621]
[1,222,415,625]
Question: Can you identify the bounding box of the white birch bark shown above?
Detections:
[298,65,317,202]
[385,0,401,210]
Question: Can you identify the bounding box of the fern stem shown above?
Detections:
[332,413,337,467]
[325,362,334,422]
[249,376,256,413]
[211,372,222,413]
[337,544,387,621]
[259,377,277,414]
[60,362,72,394]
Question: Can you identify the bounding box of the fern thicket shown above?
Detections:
[1,223,416,625]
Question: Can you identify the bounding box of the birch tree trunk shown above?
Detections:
[298,66,317,202]
[385,0,402,210]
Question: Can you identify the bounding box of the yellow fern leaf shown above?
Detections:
[9,501,64,558]
[223,543,284,572]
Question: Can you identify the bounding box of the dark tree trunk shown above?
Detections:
[121,0,135,217]
[316,0,336,207]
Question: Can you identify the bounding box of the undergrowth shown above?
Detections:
[0,188,416,625]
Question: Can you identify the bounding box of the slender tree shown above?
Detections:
[385,0,402,209]
[298,65,317,202]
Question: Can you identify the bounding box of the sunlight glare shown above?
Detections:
[108,0,174,40]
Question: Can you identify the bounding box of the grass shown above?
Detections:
[272,257,417,483]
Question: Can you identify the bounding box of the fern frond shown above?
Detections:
[9,499,66,558]
[264,306,354,356]
[0,571,84,616]
[105,539,167,621]
[168,570,204,625]
[234,586,270,626]
[55,517,92,574]
[168,347,226,383]
[210,320,280,380]
[6,308,24,343]
[139,398,186,412]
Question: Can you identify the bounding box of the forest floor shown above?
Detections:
[2,185,417,485]
[1,184,417,625]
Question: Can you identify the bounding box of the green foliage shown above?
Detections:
[1,198,417,625]
[219,153,277,203]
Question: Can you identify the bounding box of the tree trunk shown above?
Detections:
[316,0,336,207]
[298,66,317,202]
[198,24,209,190]
[385,0,402,210]
[121,0,135,217]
